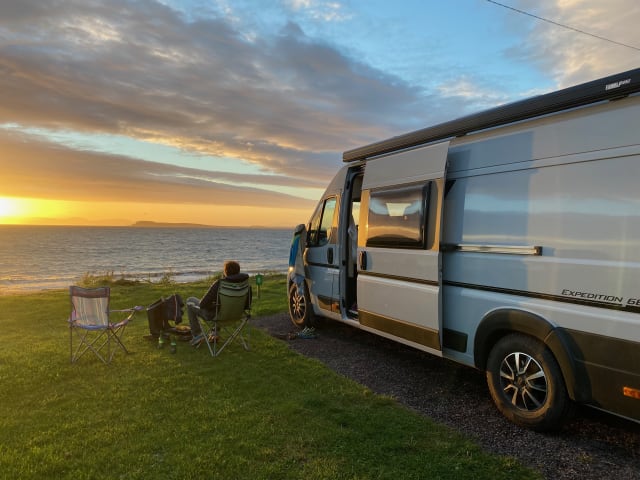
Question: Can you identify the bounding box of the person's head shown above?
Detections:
[223,260,241,276]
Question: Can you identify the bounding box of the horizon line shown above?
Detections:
[0,221,295,229]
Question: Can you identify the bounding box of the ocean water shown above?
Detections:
[0,225,293,294]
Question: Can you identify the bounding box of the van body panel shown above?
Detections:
[447,94,640,172]
[362,140,449,189]
[442,153,640,307]
[563,328,640,419]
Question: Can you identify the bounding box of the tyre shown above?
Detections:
[288,282,314,328]
[486,333,573,431]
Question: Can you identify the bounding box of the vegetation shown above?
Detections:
[0,275,538,479]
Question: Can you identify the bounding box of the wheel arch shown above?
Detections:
[474,308,588,402]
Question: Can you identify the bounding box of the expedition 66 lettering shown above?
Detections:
[561,289,623,304]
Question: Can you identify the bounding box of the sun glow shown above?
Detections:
[0,197,26,220]
[0,197,68,224]
[0,196,309,227]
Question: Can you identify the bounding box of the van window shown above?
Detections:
[308,197,337,247]
[366,183,429,248]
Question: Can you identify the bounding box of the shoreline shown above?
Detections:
[0,270,287,296]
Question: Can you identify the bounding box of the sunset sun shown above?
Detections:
[0,197,22,219]
[0,197,50,224]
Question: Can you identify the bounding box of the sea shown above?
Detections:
[0,225,294,295]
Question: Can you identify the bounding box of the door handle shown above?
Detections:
[359,250,367,271]
[327,247,334,264]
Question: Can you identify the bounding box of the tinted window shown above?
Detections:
[366,183,429,248]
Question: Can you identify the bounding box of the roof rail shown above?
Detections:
[343,68,640,162]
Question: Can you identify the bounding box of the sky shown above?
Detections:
[0,0,639,227]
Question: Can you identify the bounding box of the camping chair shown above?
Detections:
[68,286,142,364]
[196,279,252,357]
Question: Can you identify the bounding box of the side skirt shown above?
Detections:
[359,310,440,351]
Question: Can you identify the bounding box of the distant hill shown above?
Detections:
[131,221,284,229]
[131,221,214,228]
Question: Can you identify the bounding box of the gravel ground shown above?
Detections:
[253,313,640,480]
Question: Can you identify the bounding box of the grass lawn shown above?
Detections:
[0,274,539,479]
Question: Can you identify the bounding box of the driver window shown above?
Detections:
[308,197,337,247]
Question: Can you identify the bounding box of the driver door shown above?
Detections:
[305,196,340,314]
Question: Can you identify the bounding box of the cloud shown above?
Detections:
[0,128,318,208]
[503,0,640,87]
[0,0,424,182]
[285,0,352,22]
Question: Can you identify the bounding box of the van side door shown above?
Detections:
[357,141,449,354]
[306,196,340,314]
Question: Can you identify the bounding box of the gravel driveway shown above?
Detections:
[254,313,640,480]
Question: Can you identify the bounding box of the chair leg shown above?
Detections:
[194,316,215,356]
[70,327,110,364]
[70,324,133,364]
[194,317,250,357]
[212,319,249,357]
[111,330,129,353]
[106,326,130,363]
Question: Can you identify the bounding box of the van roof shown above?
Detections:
[343,68,640,163]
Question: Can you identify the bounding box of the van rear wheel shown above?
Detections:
[288,282,314,328]
[486,333,572,431]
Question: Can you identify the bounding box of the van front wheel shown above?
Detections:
[486,333,572,431]
[288,282,314,328]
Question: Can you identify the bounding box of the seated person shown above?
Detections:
[187,260,251,345]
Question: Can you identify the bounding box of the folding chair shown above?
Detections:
[68,286,142,364]
[196,279,252,357]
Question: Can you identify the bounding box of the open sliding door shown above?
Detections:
[357,141,449,354]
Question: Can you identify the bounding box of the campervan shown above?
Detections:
[287,68,640,431]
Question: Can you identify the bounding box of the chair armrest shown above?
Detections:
[110,306,145,313]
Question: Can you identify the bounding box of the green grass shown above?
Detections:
[0,275,539,479]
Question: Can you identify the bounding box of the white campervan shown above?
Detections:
[287,68,640,431]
